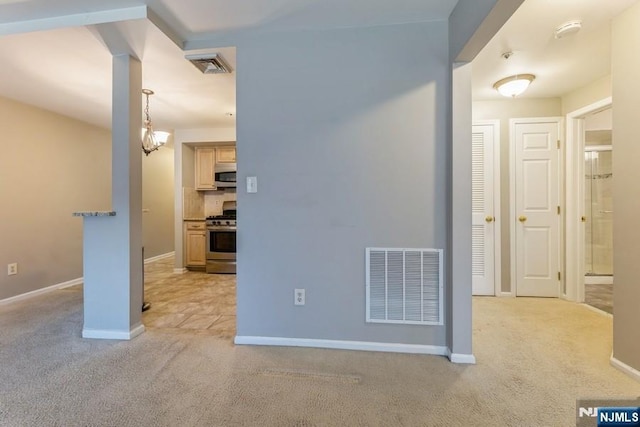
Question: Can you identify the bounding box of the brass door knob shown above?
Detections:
[518,216,527,223]
[581,216,587,223]
[485,216,494,223]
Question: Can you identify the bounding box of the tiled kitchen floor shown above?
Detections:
[142,257,236,339]
[584,283,613,315]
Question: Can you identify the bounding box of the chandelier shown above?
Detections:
[141,89,169,156]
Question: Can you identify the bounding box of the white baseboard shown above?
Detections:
[447,349,477,364]
[82,324,145,340]
[0,277,83,306]
[610,355,640,382]
[585,275,614,285]
[234,336,448,357]
[173,268,188,274]
[144,251,174,264]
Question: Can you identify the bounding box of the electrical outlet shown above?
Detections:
[294,289,305,306]
[7,263,18,276]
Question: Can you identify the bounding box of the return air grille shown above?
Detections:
[366,248,443,325]
[185,53,233,74]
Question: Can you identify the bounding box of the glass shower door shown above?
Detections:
[584,148,613,276]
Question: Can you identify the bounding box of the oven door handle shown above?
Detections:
[206,227,237,232]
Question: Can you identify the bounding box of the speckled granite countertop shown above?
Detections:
[183,217,206,221]
[73,211,116,217]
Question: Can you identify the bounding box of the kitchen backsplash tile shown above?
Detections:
[205,189,237,216]
[183,187,204,218]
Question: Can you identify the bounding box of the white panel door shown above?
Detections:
[472,123,497,296]
[513,120,561,297]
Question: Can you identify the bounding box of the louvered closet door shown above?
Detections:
[472,123,496,296]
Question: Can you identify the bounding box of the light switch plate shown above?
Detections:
[247,176,258,193]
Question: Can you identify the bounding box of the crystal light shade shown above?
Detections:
[493,74,535,98]
[141,128,170,149]
[141,89,168,156]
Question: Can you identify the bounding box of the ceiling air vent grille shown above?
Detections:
[185,53,232,74]
[366,248,443,326]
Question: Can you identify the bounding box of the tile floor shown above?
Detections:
[142,257,236,339]
[584,283,613,315]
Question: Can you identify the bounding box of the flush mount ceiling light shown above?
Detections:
[185,53,232,74]
[493,74,536,98]
[554,20,582,39]
[141,89,168,156]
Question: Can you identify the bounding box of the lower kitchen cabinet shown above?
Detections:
[184,221,206,268]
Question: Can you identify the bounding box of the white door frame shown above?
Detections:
[509,117,564,297]
[565,97,612,302]
[472,120,502,296]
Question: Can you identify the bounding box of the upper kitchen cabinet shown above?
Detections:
[216,146,236,163]
[195,148,216,190]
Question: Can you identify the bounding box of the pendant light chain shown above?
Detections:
[141,88,162,156]
[144,91,152,127]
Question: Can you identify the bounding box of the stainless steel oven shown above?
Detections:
[205,226,236,274]
[205,203,236,274]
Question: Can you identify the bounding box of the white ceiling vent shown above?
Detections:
[185,53,233,74]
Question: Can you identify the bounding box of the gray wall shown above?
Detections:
[611,2,640,372]
[236,21,449,346]
[0,95,174,300]
[448,62,473,356]
[473,98,562,293]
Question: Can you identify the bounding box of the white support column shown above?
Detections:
[81,54,144,339]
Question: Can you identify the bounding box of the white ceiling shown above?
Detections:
[0,0,635,131]
[472,0,639,100]
[0,0,458,131]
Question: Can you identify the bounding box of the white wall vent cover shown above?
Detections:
[366,248,443,326]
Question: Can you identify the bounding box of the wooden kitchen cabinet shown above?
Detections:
[216,146,236,163]
[185,221,206,268]
[195,148,216,190]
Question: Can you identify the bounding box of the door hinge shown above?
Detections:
[557,206,561,215]
[557,140,561,149]
[558,271,561,281]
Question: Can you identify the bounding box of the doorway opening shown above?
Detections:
[583,115,613,314]
[565,98,613,314]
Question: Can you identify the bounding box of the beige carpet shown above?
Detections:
[0,281,638,426]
